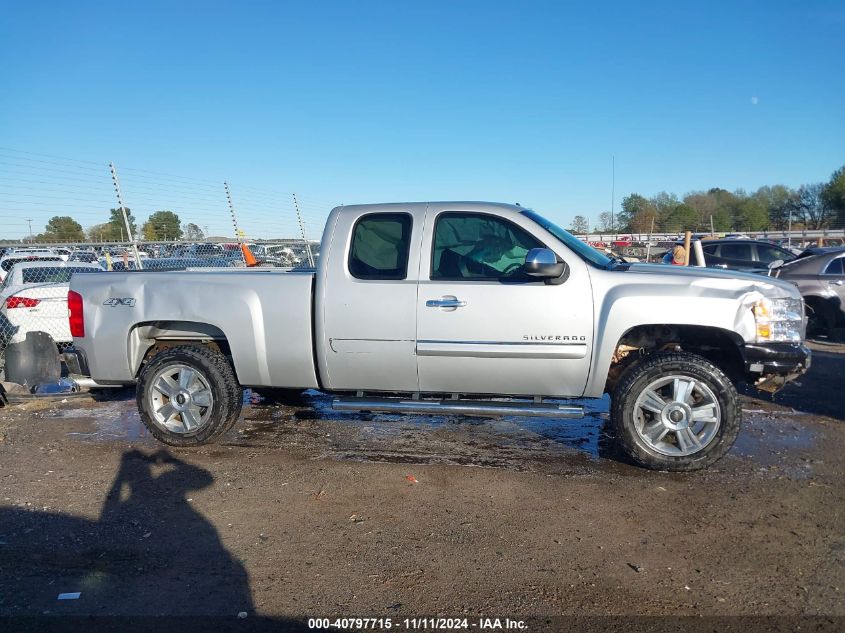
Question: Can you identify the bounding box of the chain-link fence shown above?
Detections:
[0,147,333,385]
[0,242,324,383]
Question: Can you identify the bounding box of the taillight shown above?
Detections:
[5,296,41,309]
[68,290,84,337]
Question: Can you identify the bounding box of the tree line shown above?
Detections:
[570,165,845,234]
[21,209,206,243]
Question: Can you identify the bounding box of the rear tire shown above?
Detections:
[611,351,740,471]
[137,345,242,446]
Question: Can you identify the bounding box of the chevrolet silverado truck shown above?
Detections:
[65,202,811,471]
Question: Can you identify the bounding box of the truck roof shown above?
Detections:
[333,201,525,214]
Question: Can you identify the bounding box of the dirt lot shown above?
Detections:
[0,342,843,630]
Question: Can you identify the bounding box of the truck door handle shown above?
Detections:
[426,297,467,309]
[830,280,844,286]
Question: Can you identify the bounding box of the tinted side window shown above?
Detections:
[702,244,718,255]
[431,212,543,280]
[823,257,844,275]
[718,243,753,261]
[348,213,412,280]
[756,244,790,264]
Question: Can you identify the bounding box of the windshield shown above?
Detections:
[521,209,613,268]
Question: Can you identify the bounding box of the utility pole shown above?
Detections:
[610,155,615,235]
[109,162,143,269]
[27,219,33,243]
[646,215,655,262]
[224,181,242,242]
[224,181,250,266]
[293,193,315,267]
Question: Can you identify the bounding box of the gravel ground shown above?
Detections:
[0,342,843,630]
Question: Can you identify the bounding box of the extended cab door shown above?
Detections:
[318,205,423,391]
[415,205,594,397]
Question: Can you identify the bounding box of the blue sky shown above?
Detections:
[1,0,843,239]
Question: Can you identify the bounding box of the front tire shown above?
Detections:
[137,345,243,446]
[611,351,740,471]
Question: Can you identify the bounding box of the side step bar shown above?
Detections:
[331,396,584,419]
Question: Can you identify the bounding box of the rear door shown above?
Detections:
[415,206,594,397]
[319,207,423,391]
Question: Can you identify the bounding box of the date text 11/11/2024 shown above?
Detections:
[307,617,528,630]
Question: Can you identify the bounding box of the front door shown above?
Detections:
[415,209,594,397]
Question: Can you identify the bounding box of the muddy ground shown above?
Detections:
[0,342,843,630]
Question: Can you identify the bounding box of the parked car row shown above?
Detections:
[660,239,799,274]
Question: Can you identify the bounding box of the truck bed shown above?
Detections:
[71,268,319,388]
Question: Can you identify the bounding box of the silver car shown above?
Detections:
[776,247,845,337]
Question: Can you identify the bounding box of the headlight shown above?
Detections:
[753,297,804,343]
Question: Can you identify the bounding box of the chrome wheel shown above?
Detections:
[148,363,214,434]
[632,375,721,457]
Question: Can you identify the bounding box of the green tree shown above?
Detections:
[141,221,157,241]
[146,210,183,241]
[664,204,699,232]
[87,223,111,242]
[107,208,137,241]
[822,166,845,228]
[618,194,652,231]
[733,198,768,231]
[754,185,796,230]
[42,216,84,241]
[787,183,831,229]
[569,215,589,234]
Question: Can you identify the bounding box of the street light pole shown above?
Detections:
[27,219,33,243]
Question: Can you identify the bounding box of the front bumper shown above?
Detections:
[741,342,811,392]
[742,342,812,374]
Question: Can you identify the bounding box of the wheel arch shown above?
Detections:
[604,324,746,394]
[128,320,235,380]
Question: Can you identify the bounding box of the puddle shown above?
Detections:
[52,388,820,475]
[731,411,818,477]
[62,400,152,443]
[231,391,617,470]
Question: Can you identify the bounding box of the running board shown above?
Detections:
[331,396,584,419]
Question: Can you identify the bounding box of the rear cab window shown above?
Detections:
[348,213,413,280]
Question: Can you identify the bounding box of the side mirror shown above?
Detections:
[524,248,566,279]
[767,259,785,277]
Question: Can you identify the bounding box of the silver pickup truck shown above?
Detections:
[66,202,811,470]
